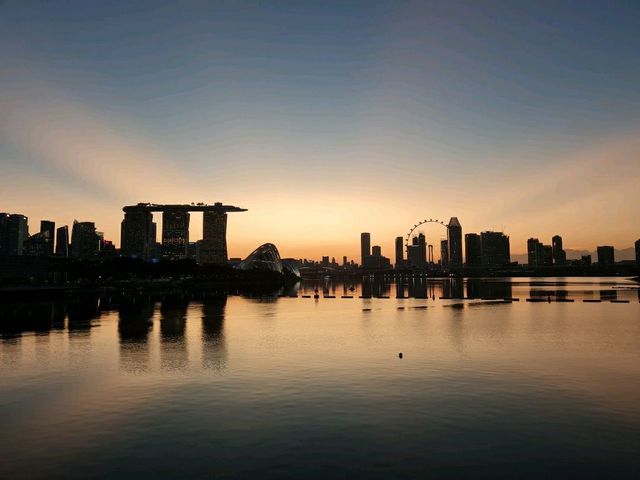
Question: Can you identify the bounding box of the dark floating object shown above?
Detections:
[399,353,403,359]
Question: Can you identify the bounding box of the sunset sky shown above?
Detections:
[1,1,639,260]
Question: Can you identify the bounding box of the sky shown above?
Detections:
[1,0,639,260]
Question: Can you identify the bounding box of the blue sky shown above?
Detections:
[1,1,639,258]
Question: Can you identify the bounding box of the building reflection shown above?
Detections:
[67,296,100,336]
[600,289,617,301]
[118,295,155,373]
[159,296,189,371]
[0,302,66,339]
[467,279,512,299]
[201,297,227,371]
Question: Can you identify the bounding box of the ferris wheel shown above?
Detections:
[405,218,448,248]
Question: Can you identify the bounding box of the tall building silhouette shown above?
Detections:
[55,226,70,257]
[71,221,99,258]
[0,214,29,256]
[360,232,371,266]
[201,211,228,265]
[121,210,154,260]
[527,238,542,266]
[162,210,190,259]
[552,235,566,265]
[481,231,510,267]
[597,246,615,266]
[407,233,426,268]
[372,245,382,256]
[395,236,404,268]
[447,217,462,267]
[440,239,449,268]
[635,239,640,266]
[40,220,55,256]
[464,233,481,266]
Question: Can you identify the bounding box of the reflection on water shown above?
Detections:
[1,278,640,478]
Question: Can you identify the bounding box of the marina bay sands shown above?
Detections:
[120,202,247,263]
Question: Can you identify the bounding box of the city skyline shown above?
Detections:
[2,2,640,259]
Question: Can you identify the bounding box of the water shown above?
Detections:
[1,277,640,479]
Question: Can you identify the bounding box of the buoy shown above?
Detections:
[399,353,403,359]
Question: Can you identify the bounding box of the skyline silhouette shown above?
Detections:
[1,2,639,259]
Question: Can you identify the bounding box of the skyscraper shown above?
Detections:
[527,238,541,266]
[481,231,510,267]
[395,236,404,268]
[552,235,566,265]
[162,210,190,259]
[597,246,615,266]
[447,217,462,267]
[71,221,99,259]
[55,226,70,257]
[407,233,427,268]
[636,239,640,267]
[121,210,154,260]
[464,233,481,266]
[372,245,382,257]
[440,239,449,268]
[360,232,371,266]
[40,220,55,256]
[1,214,29,256]
[201,211,228,265]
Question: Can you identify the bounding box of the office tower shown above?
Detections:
[597,246,615,266]
[447,217,463,267]
[201,211,228,264]
[1,214,29,256]
[40,220,55,256]
[552,235,566,265]
[480,231,510,267]
[543,245,553,266]
[121,210,154,260]
[464,233,482,266]
[407,233,427,268]
[24,231,50,256]
[581,255,592,266]
[395,236,404,268]
[0,213,9,255]
[527,238,541,266]
[55,226,70,257]
[162,210,190,259]
[360,233,371,266]
[322,256,329,266]
[363,246,391,270]
[636,239,640,266]
[372,245,382,257]
[343,255,347,267]
[440,239,449,268]
[71,221,99,258]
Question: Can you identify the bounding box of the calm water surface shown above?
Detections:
[1,278,639,479]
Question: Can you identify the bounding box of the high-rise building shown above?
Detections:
[407,233,427,268]
[636,239,640,267]
[162,210,190,259]
[480,231,510,267]
[201,211,228,265]
[360,233,371,266]
[597,246,615,266]
[440,239,449,268]
[71,221,99,259]
[447,217,462,267]
[55,226,70,257]
[24,231,51,256]
[343,255,348,267]
[395,236,404,268]
[552,235,566,265]
[40,220,55,256]
[372,245,382,257]
[527,238,541,266]
[464,233,481,266]
[1,214,29,256]
[121,210,154,260]
[543,245,553,266]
